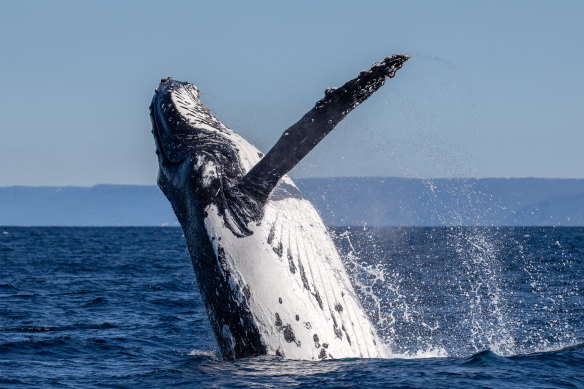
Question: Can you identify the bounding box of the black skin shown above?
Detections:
[151,106,266,359]
[237,54,409,209]
[149,54,408,360]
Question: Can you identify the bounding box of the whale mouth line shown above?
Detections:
[151,95,187,166]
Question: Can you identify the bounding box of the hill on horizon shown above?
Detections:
[1,177,583,226]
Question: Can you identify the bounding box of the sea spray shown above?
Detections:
[333,225,583,359]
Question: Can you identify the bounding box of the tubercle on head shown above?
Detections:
[149,79,202,164]
[154,77,201,103]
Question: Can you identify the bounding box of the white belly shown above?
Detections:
[203,176,386,360]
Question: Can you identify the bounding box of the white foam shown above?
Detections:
[188,349,220,361]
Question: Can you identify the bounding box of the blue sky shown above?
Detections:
[1,1,582,186]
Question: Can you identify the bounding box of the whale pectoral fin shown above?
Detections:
[237,54,409,207]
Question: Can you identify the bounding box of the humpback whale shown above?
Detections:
[149,54,408,360]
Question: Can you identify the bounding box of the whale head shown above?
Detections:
[150,77,236,165]
[150,78,263,237]
[151,78,198,164]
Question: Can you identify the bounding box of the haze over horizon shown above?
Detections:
[3,176,584,189]
[1,1,583,186]
[2,178,583,226]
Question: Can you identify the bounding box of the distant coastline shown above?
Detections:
[1,178,583,226]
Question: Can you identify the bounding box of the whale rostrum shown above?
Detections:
[150,54,408,360]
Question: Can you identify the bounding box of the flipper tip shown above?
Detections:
[380,54,409,78]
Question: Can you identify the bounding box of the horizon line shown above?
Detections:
[2,176,584,189]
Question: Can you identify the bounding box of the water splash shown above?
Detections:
[333,225,583,359]
[448,227,515,355]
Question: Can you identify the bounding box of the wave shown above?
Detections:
[187,349,220,361]
[0,322,117,333]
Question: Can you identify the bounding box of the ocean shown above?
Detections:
[1,226,583,388]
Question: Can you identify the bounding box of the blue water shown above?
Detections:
[1,227,583,388]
